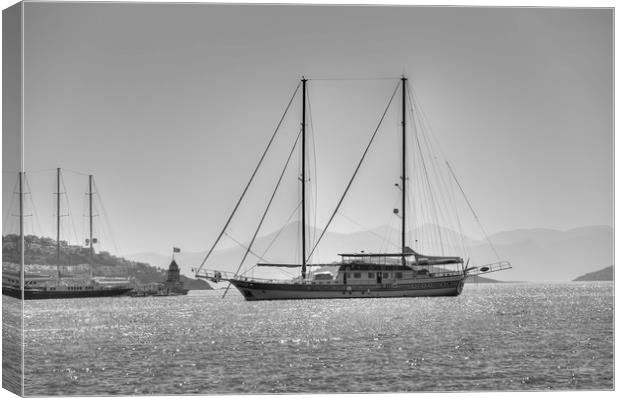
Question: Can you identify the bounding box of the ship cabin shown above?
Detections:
[309,252,465,285]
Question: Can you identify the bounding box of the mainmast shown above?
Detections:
[88,174,94,278]
[19,171,24,297]
[301,77,307,279]
[401,76,407,266]
[56,168,61,279]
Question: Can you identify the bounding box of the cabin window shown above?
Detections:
[396,272,403,279]
[383,272,389,278]
[368,273,374,278]
[353,272,361,279]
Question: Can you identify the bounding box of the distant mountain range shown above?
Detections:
[126,223,613,282]
[573,265,613,281]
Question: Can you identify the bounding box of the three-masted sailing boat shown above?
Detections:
[2,169,132,299]
[195,76,511,300]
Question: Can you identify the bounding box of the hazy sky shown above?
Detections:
[2,2,613,257]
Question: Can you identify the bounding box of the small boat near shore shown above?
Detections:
[2,169,132,300]
[2,271,132,300]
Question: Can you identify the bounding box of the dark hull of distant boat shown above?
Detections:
[130,288,189,297]
[228,276,465,301]
[2,286,133,300]
[163,287,189,296]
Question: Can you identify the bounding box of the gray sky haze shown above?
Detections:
[2,2,613,258]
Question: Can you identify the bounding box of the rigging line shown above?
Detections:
[239,263,260,277]
[309,77,400,81]
[412,137,436,252]
[240,262,297,278]
[60,173,79,246]
[307,87,319,252]
[196,82,301,275]
[408,81,454,176]
[259,200,302,260]
[9,168,56,174]
[405,181,413,240]
[81,183,88,244]
[337,211,400,251]
[408,82,456,255]
[93,178,121,256]
[396,117,415,252]
[223,232,269,263]
[61,168,90,177]
[382,194,401,252]
[233,129,302,276]
[276,267,297,278]
[295,158,301,269]
[447,172,469,260]
[50,178,57,234]
[405,88,430,250]
[3,176,19,232]
[446,161,501,262]
[410,92,444,254]
[426,133,459,254]
[409,91,448,254]
[223,130,302,298]
[23,174,43,237]
[415,113,450,253]
[306,81,401,260]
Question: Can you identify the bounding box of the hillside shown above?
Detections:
[573,265,613,282]
[127,224,613,283]
[1,234,211,289]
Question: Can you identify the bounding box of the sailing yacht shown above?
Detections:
[2,169,132,300]
[195,76,511,300]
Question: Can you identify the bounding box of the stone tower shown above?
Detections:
[166,260,180,283]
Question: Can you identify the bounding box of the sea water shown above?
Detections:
[4,282,614,395]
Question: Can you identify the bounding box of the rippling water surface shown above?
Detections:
[14,282,614,395]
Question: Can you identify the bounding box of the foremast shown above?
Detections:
[19,171,24,299]
[400,76,407,267]
[88,175,94,279]
[56,168,61,279]
[301,77,307,280]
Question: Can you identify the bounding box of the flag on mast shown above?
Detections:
[173,247,181,253]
